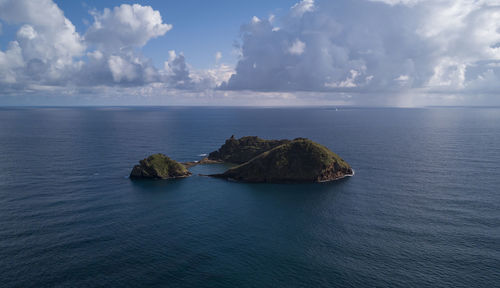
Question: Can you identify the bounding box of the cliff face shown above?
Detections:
[208,135,290,164]
[130,153,191,179]
[212,138,353,183]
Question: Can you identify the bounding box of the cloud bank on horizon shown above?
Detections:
[0,0,499,106]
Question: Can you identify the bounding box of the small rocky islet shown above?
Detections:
[129,136,353,183]
[130,153,191,179]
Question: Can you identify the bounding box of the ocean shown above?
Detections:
[0,107,499,287]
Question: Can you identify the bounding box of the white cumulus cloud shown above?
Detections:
[0,0,85,85]
[290,0,315,17]
[288,39,306,55]
[85,4,172,50]
[0,1,211,89]
[220,0,500,106]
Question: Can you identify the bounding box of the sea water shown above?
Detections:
[0,107,499,287]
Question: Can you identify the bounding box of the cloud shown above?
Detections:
[220,1,374,92]
[369,0,422,6]
[290,0,315,17]
[251,16,261,24]
[162,50,234,90]
[0,0,85,85]
[17,25,37,40]
[193,63,234,88]
[162,50,195,89]
[0,41,23,84]
[221,0,500,105]
[0,1,216,91]
[85,4,172,51]
[73,3,176,86]
[325,69,362,88]
[215,51,222,63]
[288,39,306,55]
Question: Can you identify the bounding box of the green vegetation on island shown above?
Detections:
[130,153,191,179]
[207,135,290,164]
[210,138,353,182]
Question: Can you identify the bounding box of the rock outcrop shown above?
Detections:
[130,153,191,179]
[207,135,290,164]
[210,138,353,183]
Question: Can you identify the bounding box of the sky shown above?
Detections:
[0,0,500,107]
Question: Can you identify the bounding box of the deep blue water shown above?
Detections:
[0,107,499,287]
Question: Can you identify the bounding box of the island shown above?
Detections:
[129,136,353,183]
[130,153,191,179]
[208,138,353,182]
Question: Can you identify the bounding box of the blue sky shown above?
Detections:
[1,0,500,106]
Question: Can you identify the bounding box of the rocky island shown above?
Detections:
[208,138,353,183]
[130,136,353,183]
[130,153,191,179]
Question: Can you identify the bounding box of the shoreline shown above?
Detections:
[182,157,223,168]
[318,169,355,183]
[186,156,355,184]
[205,168,355,183]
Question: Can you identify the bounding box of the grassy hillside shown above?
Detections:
[208,135,290,164]
[215,138,352,182]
